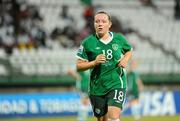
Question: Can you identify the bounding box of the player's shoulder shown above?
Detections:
[81,34,97,45]
[83,34,96,42]
[113,32,127,40]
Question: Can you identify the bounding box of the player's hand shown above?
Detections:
[118,58,128,68]
[94,54,106,65]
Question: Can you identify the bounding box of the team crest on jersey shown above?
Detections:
[112,44,118,51]
[95,108,101,114]
[78,45,84,54]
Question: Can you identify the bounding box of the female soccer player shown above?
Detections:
[76,11,132,121]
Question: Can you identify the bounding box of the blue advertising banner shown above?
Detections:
[174,91,180,114]
[0,92,81,118]
[0,91,179,118]
[123,91,178,116]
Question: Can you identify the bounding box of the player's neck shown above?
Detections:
[98,32,111,41]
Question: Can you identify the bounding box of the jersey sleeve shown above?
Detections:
[76,40,88,61]
[120,34,133,54]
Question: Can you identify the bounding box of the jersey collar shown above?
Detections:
[99,32,113,45]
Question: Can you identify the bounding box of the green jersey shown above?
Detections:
[77,32,132,96]
[127,71,139,99]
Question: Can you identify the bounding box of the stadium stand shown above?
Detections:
[0,0,180,87]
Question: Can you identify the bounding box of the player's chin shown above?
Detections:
[97,31,105,36]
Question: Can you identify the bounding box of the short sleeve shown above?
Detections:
[76,41,88,61]
[120,34,133,54]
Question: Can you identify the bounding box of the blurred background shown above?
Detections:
[0,0,180,121]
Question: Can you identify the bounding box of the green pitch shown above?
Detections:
[0,115,180,121]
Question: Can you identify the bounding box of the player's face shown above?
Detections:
[94,13,112,37]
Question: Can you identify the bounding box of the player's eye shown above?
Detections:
[102,20,108,23]
[95,20,100,23]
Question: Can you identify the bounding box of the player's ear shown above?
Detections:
[109,21,112,28]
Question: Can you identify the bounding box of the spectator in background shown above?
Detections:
[31,26,46,48]
[110,16,134,35]
[59,4,76,31]
[74,5,95,47]
[0,25,15,55]
[17,28,31,49]
[30,21,46,48]
[0,12,15,55]
[110,16,123,33]
[28,4,43,21]
[174,0,180,20]
[139,0,156,8]
[0,0,47,51]
[125,59,144,121]
[0,0,17,55]
[74,22,92,47]
[83,5,95,33]
[67,68,90,121]
[76,11,132,121]
[49,4,77,48]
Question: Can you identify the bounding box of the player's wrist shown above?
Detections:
[92,60,97,67]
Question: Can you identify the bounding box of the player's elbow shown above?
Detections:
[76,63,84,72]
[76,66,81,72]
[76,59,87,72]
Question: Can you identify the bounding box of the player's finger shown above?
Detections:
[118,61,125,68]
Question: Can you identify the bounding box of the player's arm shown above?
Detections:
[67,68,81,81]
[76,59,96,71]
[76,54,106,71]
[118,50,132,68]
[137,78,144,92]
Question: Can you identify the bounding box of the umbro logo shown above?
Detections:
[95,47,101,50]
[95,108,101,114]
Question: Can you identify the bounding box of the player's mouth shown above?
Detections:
[98,28,103,31]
